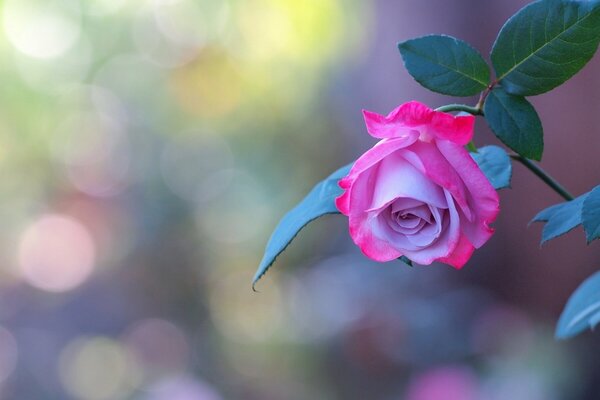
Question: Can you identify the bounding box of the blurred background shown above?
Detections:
[0,0,600,398]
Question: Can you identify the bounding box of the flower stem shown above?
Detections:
[435,104,483,116]
[435,101,573,201]
[510,155,574,201]
[466,141,478,153]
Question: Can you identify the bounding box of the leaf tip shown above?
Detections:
[554,330,569,340]
[399,255,413,267]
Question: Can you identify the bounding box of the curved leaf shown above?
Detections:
[491,0,600,96]
[484,88,543,160]
[557,271,600,339]
[532,195,586,243]
[583,185,600,243]
[253,163,352,288]
[398,35,490,96]
[471,145,512,190]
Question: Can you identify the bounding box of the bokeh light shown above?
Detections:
[0,326,18,385]
[123,318,189,379]
[145,374,222,400]
[168,46,244,118]
[18,214,95,292]
[83,0,126,16]
[209,272,284,343]
[196,170,271,244]
[57,111,132,197]
[59,336,141,400]
[405,366,479,400]
[132,3,199,69]
[160,134,234,203]
[3,0,81,59]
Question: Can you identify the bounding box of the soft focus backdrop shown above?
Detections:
[1,0,600,399]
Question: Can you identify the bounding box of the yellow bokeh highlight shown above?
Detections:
[235,0,345,65]
[209,270,284,343]
[59,336,141,400]
[169,46,243,119]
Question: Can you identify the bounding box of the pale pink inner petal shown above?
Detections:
[399,142,473,222]
[401,205,433,223]
[369,153,447,210]
[370,194,449,253]
[391,198,423,212]
[402,190,461,264]
[395,214,422,229]
[404,206,443,247]
[371,208,420,251]
[405,218,442,246]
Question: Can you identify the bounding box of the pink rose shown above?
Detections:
[336,101,499,268]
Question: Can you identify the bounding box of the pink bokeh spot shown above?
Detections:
[405,366,480,400]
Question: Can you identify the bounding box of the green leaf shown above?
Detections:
[253,163,352,288]
[398,35,490,96]
[491,0,600,96]
[471,145,512,190]
[583,186,600,242]
[532,195,586,243]
[533,184,600,244]
[556,271,600,339]
[399,256,413,267]
[483,88,543,160]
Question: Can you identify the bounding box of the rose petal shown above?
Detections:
[401,141,473,221]
[349,212,404,261]
[363,101,474,145]
[371,211,421,252]
[427,111,475,145]
[402,191,461,264]
[438,233,475,269]
[404,207,443,247]
[392,220,426,236]
[391,198,424,212]
[396,215,422,230]
[401,205,433,223]
[436,140,500,248]
[336,133,419,216]
[370,152,447,210]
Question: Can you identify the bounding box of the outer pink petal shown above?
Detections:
[438,233,475,269]
[336,177,352,215]
[436,140,500,248]
[400,141,472,221]
[428,112,475,145]
[335,132,419,216]
[363,101,432,139]
[363,101,474,145]
[349,214,403,262]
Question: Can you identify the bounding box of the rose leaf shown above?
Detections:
[484,88,543,161]
[253,163,352,289]
[398,34,490,97]
[471,145,512,190]
[583,185,600,243]
[491,0,600,96]
[531,192,590,244]
[556,271,600,339]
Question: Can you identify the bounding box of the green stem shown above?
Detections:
[466,141,478,153]
[510,155,574,201]
[436,101,573,202]
[435,104,483,116]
